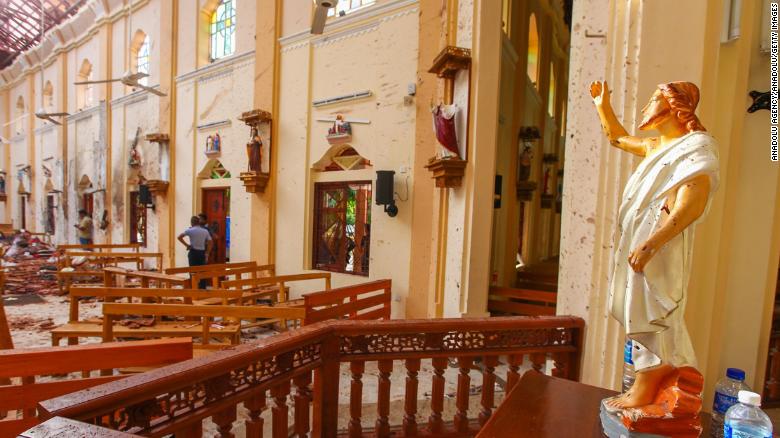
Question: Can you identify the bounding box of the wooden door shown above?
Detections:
[201,188,228,263]
[19,196,25,230]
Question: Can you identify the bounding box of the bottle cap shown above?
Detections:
[726,368,746,381]
[738,390,761,406]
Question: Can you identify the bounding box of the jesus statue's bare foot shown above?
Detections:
[606,364,675,409]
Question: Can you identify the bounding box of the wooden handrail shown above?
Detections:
[58,243,141,252]
[37,316,584,437]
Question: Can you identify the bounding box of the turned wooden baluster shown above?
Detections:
[551,352,568,379]
[403,358,421,436]
[376,360,393,437]
[429,357,447,434]
[245,391,266,438]
[294,373,313,437]
[506,354,523,391]
[272,381,291,438]
[349,361,365,438]
[454,357,473,433]
[479,356,498,426]
[213,405,237,438]
[530,352,546,373]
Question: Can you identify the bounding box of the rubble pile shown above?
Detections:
[2,233,59,295]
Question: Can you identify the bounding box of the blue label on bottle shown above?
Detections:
[725,421,772,438]
[714,392,738,414]
[624,340,633,365]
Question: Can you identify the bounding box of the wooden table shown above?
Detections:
[477,370,711,438]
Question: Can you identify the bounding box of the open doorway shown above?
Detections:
[201,187,230,263]
[487,0,572,316]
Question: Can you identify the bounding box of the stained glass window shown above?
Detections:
[136,35,150,86]
[328,0,374,17]
[210,0,236,61]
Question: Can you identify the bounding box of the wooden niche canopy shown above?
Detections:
[424,46,471,189]
[238,109,272,194]
[144,133,170,194]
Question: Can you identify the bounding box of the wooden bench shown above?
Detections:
[303,279,392,324]
[61,251,163,271]
[103,267,189,288]
[57,243,141,252]
[55,270,105,296]
[222,272,332,304]
[102,303,306,346]
[190,263,276,289]
[487,286,557,316]
[0,338,192,437]
[164,261,260,275]
[51,287,245,346]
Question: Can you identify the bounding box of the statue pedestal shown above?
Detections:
[601,366,704,438]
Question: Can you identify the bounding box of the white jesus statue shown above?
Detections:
[590,80,719,410]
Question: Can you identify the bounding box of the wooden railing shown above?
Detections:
[37,316,583,437]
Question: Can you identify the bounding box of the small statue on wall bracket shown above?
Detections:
[431,104,460,159]
[246,127,263,172]
[205,133,221,157]
[128,127,142,169]
[591,80,719,436]
[326,114,352,145]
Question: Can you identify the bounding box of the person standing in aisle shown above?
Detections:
[177,215,213,288]
[74,209,94,245]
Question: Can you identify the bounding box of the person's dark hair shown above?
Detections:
[78,209,87,215]
[198,213,207,219]
[190,216,200,226]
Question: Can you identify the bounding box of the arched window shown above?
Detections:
[210,0,236,61]
[14,96,24,134]
[134,33,150,86]
[77,59,94,110]
[43,81,54,112]
[527,13,540,88]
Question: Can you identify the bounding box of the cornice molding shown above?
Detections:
[175,50,255,85]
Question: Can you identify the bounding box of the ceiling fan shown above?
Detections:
[34,0,69,125]
[311,0,337,35]
[73,1,166,97]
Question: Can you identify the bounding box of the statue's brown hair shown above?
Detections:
[657,82,706,132]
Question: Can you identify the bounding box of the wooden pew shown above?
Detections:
[222,272,331,304]
[55,270,104,296]
[190,263,275,289]
[487,285,557,316]
[102,303,306,347]
[0,338,192,437]
[102,267,189,288]
[51,287,244,346]
[61,251,163,271]
[303,279,392,324]
[164,261,259,275]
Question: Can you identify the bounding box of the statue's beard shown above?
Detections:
[638,108,670,131]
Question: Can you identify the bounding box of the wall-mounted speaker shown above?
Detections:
[375,170,398,217]
[139,184,152,205]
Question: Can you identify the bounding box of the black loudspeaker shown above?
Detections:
[375,171,395,205]
[139,184,152,205]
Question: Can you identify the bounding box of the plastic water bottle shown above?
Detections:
[621,338,635,392]
[712,368,751,437]
[724,390,773,438]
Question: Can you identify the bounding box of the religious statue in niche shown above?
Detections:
[128,127,142,169]
[431,104,460,159]
[591,80,719,435]
[246,127,263,172]
[205,133,221,156]
[326,114,352,145]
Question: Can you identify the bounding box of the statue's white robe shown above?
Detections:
[608,131,719,371]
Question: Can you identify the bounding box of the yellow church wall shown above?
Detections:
[274,2,419,312]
